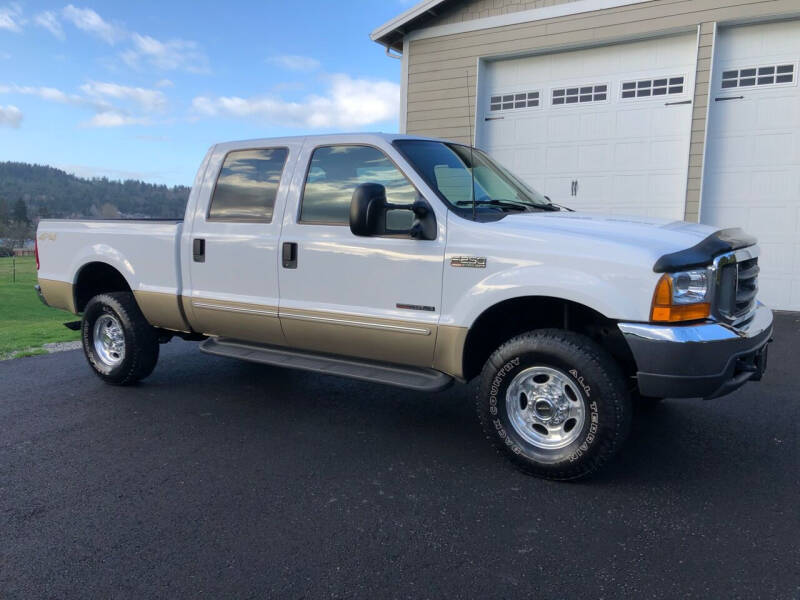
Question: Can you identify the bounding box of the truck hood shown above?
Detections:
[501,211,718,259]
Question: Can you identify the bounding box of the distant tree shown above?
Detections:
[0,161,191,220]
[12,198,28,224]
[0,220,32,248]
[100,203,120,218]
[38,204,50,219]
[0,197,8,224]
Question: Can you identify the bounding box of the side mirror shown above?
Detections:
[350,183,437,240]
[350,183,387,237]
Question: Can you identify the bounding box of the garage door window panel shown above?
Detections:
[552,84,607,105]
[490,91,540,112]
[621,76,685,99]
[721,64,795,89]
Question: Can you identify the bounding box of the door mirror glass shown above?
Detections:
[386,208,415,232]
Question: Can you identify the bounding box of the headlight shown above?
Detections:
[651,269,710,323]
[672,270,709,304]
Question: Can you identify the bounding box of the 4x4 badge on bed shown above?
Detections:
[450,256,487,268]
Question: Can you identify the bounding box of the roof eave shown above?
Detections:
[370,0,448,50]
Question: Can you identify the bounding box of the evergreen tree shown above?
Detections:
[12,198,28,224]
[0,161,190,220]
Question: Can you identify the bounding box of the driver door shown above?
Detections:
[277,140,446,367]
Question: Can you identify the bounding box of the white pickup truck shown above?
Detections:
[36,133,773,480]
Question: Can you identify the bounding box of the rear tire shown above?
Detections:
[82,292,159,385]
[476,329,631,480]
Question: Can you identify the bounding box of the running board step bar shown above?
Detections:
[200,338,453,392]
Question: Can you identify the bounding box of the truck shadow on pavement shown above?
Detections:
[135,313,796,490]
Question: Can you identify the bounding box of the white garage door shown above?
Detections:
[478,34,696,220]
[701,20,800,311]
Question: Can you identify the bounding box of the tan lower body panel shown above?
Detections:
[38,278,76,314]
[183,299,467,379]
[280,308,438,369]
[432,325,467,380]
[186,297,286,346]
[134,290,190,332]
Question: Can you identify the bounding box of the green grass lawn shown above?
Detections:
[0,256,80,358]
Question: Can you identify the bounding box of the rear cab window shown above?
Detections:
[208,148,289,222]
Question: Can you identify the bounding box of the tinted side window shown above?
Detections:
[300,145,417,225]
[208,148,288,222]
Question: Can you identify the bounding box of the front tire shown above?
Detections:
[476,329,631,480]
[82,292,159,385]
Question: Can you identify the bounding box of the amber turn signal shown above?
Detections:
[650,274,710,322]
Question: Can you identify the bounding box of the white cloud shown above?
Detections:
[84,111,149,127]
[122,33,209,73]
[62,5,123,44]
[155,78,173,88]
[80,81,167,112]
[266,54,320,72]
[34,10,64,39]
[0,81,162,127]
[192,74,400,129]
[0,83,92,107]
[0,3,24,32]
[58,6,208,74]
[0,104,22,127]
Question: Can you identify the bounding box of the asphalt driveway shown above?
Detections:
[1,313,798,599]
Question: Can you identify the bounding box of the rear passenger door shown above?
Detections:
[185,143,298,345]
[277,140,447,368]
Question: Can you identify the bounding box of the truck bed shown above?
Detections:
[37,219,185,328]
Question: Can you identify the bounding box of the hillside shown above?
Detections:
[0,162,191,222]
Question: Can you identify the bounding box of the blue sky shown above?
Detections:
[0,1,412,185]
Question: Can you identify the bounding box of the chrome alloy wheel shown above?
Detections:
[93,313,126,367]
[505,366,586,450]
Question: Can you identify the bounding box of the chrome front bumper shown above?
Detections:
[618,303,773,399]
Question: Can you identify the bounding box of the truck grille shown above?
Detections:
[717,256,759,322]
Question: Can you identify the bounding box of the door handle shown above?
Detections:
[665,100,692,106]
[570,180,578,197]
[193,238,205,263]
[282,242,298,269]
[715,96,744,102]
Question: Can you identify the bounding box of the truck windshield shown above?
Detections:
[393,139,558,220]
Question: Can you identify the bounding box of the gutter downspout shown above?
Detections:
[383,42,408,134]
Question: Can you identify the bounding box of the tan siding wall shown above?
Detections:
[427,0,581,27]
[404,0,800,220]
[684,21,715,222]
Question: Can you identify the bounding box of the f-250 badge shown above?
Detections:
[450,256,487,268]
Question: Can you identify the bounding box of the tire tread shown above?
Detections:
[475,329,631,481]
[82,292,159,386]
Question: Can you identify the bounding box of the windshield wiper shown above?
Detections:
[542,196,574,212]
[456,199,531,212]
